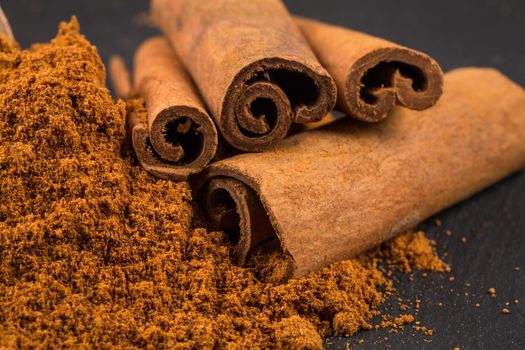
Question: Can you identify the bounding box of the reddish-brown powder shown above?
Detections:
[0,19,448,349]
[375,230,451,272]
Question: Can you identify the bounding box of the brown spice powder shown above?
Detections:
[375,230,451,272]
[0,19,447,349]
[379,314,415,330]
[274,316,323,350]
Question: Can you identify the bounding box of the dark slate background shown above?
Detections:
[3,1,524,349]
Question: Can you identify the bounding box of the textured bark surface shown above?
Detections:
[109,55,132,99]
[132,37,218,179]
[295,17,443,123]
[152,0,336,152]
[195,68,525,278]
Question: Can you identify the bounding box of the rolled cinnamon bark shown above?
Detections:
[151,0,337,152]
[109,55,133,99]
[132,37,218,179]
[295,17,444,123]
[0,6,14,39]
[195,68,525,278]
[126,108,197,181]
[109,55,181,178]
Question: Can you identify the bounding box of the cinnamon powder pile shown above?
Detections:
[374,230,451,272]
[0,19,447,349]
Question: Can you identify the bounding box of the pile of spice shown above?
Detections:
[0,19,447,349]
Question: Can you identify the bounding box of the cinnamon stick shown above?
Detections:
[151,0,337,152]
[109,55,133,99]
[194,68,525,278]
[132,37,218,179]
[295,17,443,122]
[109,38,219,181]
[0,5,14,40]
[125,108,197,181]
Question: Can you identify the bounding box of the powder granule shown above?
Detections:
[274,316,323,350]
[332,310,373,337]
[0,19,448,349]
[378,230,450,272]
[379,314,415,329]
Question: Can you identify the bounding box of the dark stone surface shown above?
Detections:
[3,1,524,349]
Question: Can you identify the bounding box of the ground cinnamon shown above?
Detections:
[195,68,525,278]
[377,230,450,272]
[295,17,443,122]
[151,0,337,152]
[0,19,448,348]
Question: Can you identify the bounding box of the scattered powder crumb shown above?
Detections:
[501,308,510,315]
[514,299,520,304]
[515,266,520,271]
[414,325,434,336]
[449,276,456,282]
[445,229,453,237]
[377,314,415,332]
[460,237,467,243]
[415,299,422,311]
[475,303,480,308]
[488,288,497,299]
[435,219,442,227]
[394,314,415,327]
